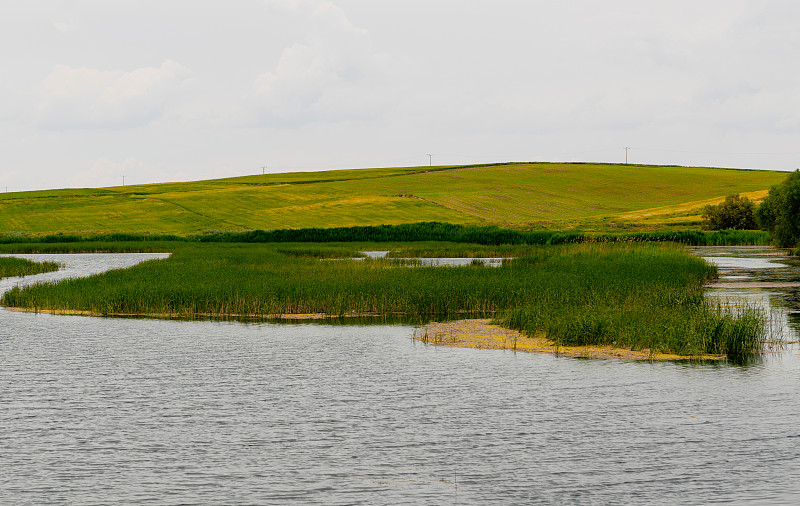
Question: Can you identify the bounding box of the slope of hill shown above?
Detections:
[0,162,787,234]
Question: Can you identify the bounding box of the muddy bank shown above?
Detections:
[414,319,724,361]
[3,307,723,361]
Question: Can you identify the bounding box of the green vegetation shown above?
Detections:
[702,194,757,230]
[0,257,60,279]
[0,222,772,252]
[0,162,786,234]
[0,242,767,358]
[0,162,780,360]
[757,169,800,248]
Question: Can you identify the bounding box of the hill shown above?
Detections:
[0,162,788,234]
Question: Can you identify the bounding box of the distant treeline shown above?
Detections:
[0,232,186,244]
[0,222,771,246]
[196,223,770,246]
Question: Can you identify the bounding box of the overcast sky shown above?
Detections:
[1,0,799,191]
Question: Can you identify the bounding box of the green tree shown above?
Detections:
[702,194,757,230]
[756,169,800,248]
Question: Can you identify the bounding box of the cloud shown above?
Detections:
[35,60,192,130]
[404,1,800,136]
[249,0,400,126]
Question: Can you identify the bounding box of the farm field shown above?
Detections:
[0,162,787,234]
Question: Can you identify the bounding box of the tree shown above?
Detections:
[702,194,757,230]
[756,169,800,248]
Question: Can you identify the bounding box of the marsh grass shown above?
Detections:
[698,305,767,359]
[0,241,187,254]
[0,241,769,358]
[0,224,771,255]
[0,257,60,279]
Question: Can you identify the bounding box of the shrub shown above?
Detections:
[756,170,800,248]
[702,194,757,230]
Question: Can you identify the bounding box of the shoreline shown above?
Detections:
[413,319,725,361]
[3,307,725,361]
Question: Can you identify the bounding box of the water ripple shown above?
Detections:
[1,251,799,504]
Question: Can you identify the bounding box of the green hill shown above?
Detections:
[0,162,787,234]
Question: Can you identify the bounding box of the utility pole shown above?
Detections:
[624,147,630,165]
[261,164,267,175]
[122,175,126,186]
[427,153,432,166]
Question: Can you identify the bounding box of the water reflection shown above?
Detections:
[690,246,800,360]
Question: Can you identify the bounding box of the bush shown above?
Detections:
[702,194,757,230]
[756,170,800,248]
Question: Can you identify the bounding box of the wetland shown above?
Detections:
[0,242,769,358]
[1,246,799,503]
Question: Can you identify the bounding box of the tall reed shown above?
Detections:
[0,223,772,248]
[0,257,60,279]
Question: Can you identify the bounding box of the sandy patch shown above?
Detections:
[3,308,725,361]
[413,319,723,361]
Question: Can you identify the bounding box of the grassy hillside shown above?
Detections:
[0,162,787,234]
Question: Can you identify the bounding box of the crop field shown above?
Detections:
[1,242,766,358]
[0,162,787,234]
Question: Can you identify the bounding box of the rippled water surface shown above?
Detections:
[2,251,800,504]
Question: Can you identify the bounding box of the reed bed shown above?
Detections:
[193,223,772,246]
[0,257,60,279]
[0,242,768,358]
[0,241,189,254]
[0,222,772,248]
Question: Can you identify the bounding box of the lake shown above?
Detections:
[1,249,799,504]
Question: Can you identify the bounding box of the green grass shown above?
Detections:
[0,242,768,358]
[0,162,786,234]
[0,257,60,279]
[499,249,767,358]
[0,223,773,251]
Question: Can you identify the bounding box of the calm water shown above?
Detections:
[1,251,800,505]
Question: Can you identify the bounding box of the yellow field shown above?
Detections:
[0,162,787,234]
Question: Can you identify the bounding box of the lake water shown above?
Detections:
[2,250,800,504]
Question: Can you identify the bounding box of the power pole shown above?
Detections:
[624,147,630,165]
[122,175,126,186]
[261,164,267,175]
[427,153,432,166]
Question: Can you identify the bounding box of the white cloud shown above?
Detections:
[35,60,192,130]
[249,0,400,126]
[4,0,800,193]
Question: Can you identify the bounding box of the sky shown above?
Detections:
[1,0,799,192]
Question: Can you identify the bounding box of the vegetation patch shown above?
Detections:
[0,257,60,279]
[0,242,768,359]
[413,319,722,361]
[702,194,757,230]
[0,222,772,251]
[757,169,800,248]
